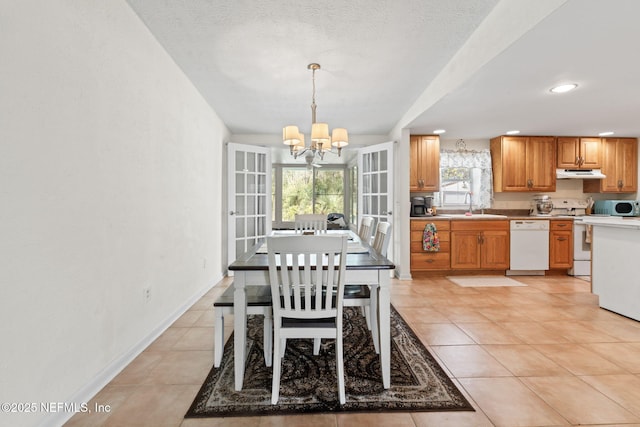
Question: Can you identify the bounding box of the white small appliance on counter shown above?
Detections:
[530,196,588,217]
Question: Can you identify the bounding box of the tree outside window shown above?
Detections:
[273,165,346,225]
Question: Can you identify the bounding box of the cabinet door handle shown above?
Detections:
[557,237,568,241]
[618,179,624,188]
[576,156,580,165]
[427,259,434,263]
[557,224,567,227]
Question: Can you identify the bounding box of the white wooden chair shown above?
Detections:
[267,235,348,405]
[357,216,374,243]
[372,221,392,256]
[294,214,327,233]
[344,221,392,354]
[213,285,272,368]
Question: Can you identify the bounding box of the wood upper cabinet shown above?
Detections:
[583,138,638,193]
[410,135,440,192]
[549,220,573,269]
[450,220,509,270]
[490,136,556,192]
[557,137,601,169]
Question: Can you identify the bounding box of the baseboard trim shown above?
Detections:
[42,275,222,427]
[396,270,412,280]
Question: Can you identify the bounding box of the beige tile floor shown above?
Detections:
[66,274,640,427]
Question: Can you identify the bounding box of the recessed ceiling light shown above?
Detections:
[598,131,614,136]
[506,130,520,135]
[433,129,446,134]
[550,83,578,93]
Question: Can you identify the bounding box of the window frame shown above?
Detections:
[271,163,350,229]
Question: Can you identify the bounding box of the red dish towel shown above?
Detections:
[422,223,440,252]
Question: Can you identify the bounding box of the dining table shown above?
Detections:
[228,229,396,391]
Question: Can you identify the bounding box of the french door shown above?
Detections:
[358,141,394,251]
[227,143,271,265]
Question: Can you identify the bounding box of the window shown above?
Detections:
[435,149,493,209]
[272,164,347,227]
[349,165,358,225]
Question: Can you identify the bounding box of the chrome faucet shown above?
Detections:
[464,191,473,214]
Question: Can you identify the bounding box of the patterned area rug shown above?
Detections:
[185,307,473,418]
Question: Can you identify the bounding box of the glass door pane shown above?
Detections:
[358,142,394,257]
[228,143,271,265]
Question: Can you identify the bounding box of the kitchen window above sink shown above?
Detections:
[435,148,493,212]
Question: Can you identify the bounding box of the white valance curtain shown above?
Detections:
[440,149,493,209]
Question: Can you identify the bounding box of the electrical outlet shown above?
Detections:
[143,287,151,302]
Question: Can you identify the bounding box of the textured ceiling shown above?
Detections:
[125,0,640,146]
[125,0,498,136]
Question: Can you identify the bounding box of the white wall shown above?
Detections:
[0,2,228,426]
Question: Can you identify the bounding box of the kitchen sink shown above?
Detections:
[438,213,508,219]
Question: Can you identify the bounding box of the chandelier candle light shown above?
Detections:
[283,63,348,160]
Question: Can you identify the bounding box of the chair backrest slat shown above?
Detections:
[358,216,374,242]
[295,214,327,233]
[267,235,347,319]
[372,221,392,256]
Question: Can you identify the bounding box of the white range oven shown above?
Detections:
[529,197,591,277]
[569,216,591,276]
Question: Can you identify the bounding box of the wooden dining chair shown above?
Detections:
[266,234,348,405]
[344,221,392,354]
[357,216,374,243]
[294,214,327,233]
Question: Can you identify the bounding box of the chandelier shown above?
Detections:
[282,63,348,160]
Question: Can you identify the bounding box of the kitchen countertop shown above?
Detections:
[410,214,582,220]
[581,215,640,229]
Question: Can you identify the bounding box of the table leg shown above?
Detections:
[234,272,247,391]
[378,270,390,388]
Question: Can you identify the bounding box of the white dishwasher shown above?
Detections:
[507,220,549,275]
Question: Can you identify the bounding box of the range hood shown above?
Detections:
[556,168,606,179]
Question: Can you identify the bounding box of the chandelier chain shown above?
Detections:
[310,64,318,124]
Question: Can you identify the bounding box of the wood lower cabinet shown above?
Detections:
[583,138,638,193]
[549,220,573,269]
[450,220,510,270]
[410,135,440,192]
[490,136,556,192]
[410,220,450,271]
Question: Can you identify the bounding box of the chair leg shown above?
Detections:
[336,331,346,404]
[313,337,321,355]
[271,329,281,404]
[263,311,273,367]
[280,338,287,358]
[370,285,380,354]
[362,306,371,330]
[214,308,227,368]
